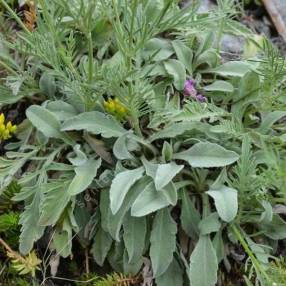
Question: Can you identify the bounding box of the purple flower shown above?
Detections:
[183,78,207,103]
[183,79,197,97]
[196,94,207,103]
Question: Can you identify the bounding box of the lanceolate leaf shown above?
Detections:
[154,162,183,190]
[203,80,234,93]
[91,227,113,266]
[61,111,126,138]
[155,258,183,286]
[180,190,200,240]
[68,159,101,196]
[164,59,186,90]
[101,177,150,241]
[110,167,145,214]
[150,208,177,277]
[53,215,73,258]
[26,105,65,139]
[206,186,238,222]
[131,182,177,217]
[189,235,218,286]
[123,214,146,263]
[19,191,45,254]
[113,134,133,160]
[173,141,239,168]
[39,183,70,226]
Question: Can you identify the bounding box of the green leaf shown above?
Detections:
[0,85,23,105]
[259,214,286,240]
[213,230,225,263]
[46,100,77,121]
[180,190,200,240]
[142,38,174,61]
[53,215,73,258]
[19,191,45,254]
[209,61,252,77]
[150,208,177,277]
[91,227,113,266]
[39,72,56,98]
[204,80,234,93]
[154,162,183,190]
[110,167,145,214]
[198,213,221,235]
[101,177,150,241]
[131,182,177,217]
[26,105,65,139]
[155,258,183,286]
[189,235,218,286]
[113,134,133,160]
[123,250,143,275]
[61,111,126,138]
[149,122,209,142]
[39,183,70,226]
[258,111,286,134]
[68,159,101,196]
[173,141,239,168]
[172,40,193,73]
[123,214,146,263]
[206,186,238,222]
[164,59,186,90]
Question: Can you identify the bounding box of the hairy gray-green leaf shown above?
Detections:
[172,40,193,73]
[123,250,143,275]
[258,111,286,134]
[204,80,234,93]
[180,190,200,240]
[68,159,101,196]
[189,235,218,286]
[210,61,252,77]
[198,213,221,235]
[110,167,144,214]
[131,182,177,217]
[155,162,183,190]
[91,227,113,266]
[123,214,146,263]
[113,134,133,160]
[150,208,177,277]
[46,100,77,121]
[19,191,45,254]
[26,105,65,139]
[142,38,173,61]
[164,59,186,90]
[206,186,238,222]
[39,72,56,98]
[61,111,126,138]
[173,141,239,168]
[53,216,73,258]
[102,177,150,241]
[213,230,225,263]
[155,258,183,286]
[39,183,70,226]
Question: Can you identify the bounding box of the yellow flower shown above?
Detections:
[0,113,17,142]
[103,98,128,120]
[0,113,4,125]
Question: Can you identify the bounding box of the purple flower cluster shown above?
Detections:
[183,79,206,103]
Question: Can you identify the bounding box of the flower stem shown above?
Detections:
[0,0,31,34]
[231,224,271,283]
[87,32,93,84]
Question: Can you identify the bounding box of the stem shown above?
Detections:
[202,193,209,218]
[85,248,90,274]
[87,32,93,83]
[231,224,271,283]
[0,0,31,34]
[0,60,18,76]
